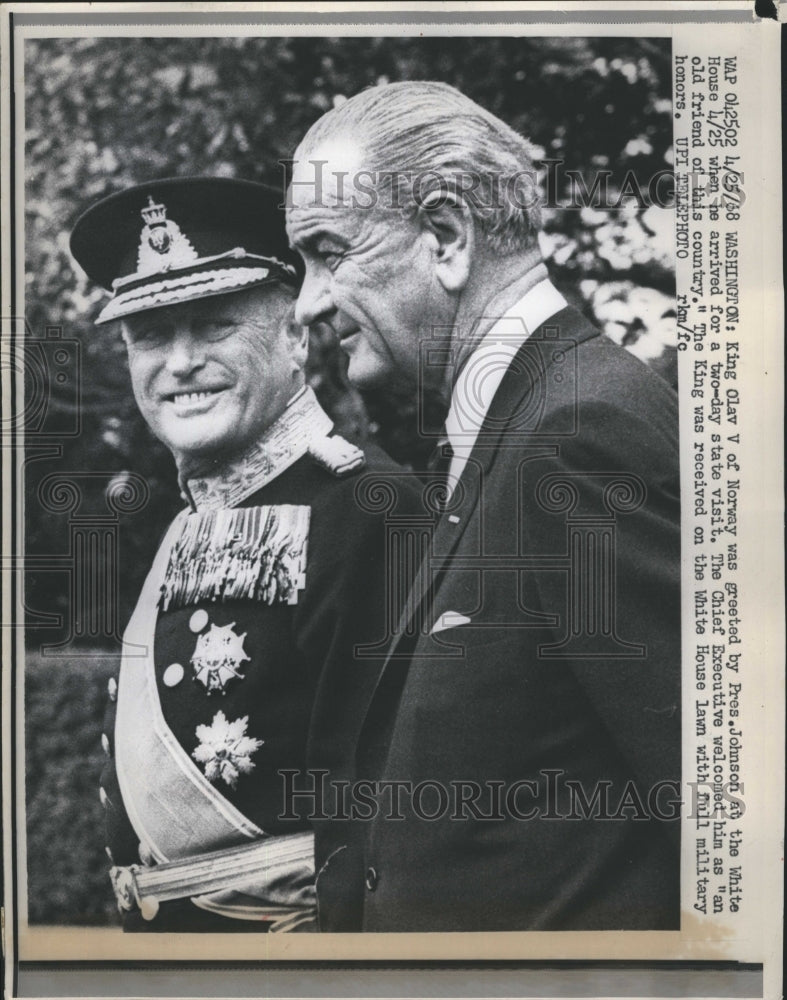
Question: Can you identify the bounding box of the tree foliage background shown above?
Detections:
[23,35,675,924]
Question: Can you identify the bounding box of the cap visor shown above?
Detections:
[96,265,280,325]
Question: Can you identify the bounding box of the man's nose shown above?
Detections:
[165,326,205,376]
[294,266,335,327]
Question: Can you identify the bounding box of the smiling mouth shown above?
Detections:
[166,389,225,405]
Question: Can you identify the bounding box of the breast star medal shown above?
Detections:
[190,621,250,694]
[192,711,263,788]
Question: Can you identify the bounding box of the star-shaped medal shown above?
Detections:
[192,710,263,788]
[190,620,250,694]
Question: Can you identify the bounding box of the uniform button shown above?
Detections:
[365,866,378,892]
[163,662,184,687]
[108,677,118,701]
[101,733,111,756]
[189,609,209,633]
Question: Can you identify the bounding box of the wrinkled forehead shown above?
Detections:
[288,137,368,210]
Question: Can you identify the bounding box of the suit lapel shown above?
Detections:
[463,306,599,470]
[358,306,599,775]
[357,307,601,764]
[429,305,599,562]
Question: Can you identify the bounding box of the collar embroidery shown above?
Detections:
[182,386,333,512]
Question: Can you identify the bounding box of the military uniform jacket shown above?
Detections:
[341,306,682,933]
[99,388,420,931]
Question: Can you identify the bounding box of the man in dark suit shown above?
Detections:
[70,177,419,931]
[286,81,681,931]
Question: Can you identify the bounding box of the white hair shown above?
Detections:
[294,80,542,255]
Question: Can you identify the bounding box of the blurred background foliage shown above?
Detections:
[25,654,119,925]
[23,35,674,924]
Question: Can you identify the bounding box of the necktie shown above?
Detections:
[425,430,454,512]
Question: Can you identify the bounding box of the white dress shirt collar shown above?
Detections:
[445,278,568,489]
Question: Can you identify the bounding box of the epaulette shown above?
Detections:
[308,434,366,477]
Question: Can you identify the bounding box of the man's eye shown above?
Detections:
[324,253,345,273]
[128,326,166,348]
[199,321,236,342]
[316,246,343,269]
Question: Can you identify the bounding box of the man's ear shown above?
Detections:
[416,193,474,294]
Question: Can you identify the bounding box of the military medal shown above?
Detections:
[158,504,310,612]
[192,710,263,789]
[190,621,250,695]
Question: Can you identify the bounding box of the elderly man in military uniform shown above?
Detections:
[70,177,416,932]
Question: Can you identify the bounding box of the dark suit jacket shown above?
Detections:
[321,305,681,932]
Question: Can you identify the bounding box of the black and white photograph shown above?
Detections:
[0,4,782,999]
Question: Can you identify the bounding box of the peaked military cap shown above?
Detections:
[70,177,300,325]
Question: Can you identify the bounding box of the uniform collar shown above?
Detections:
[180,386,333,512]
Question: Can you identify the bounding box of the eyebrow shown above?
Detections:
[124,315,163,335]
